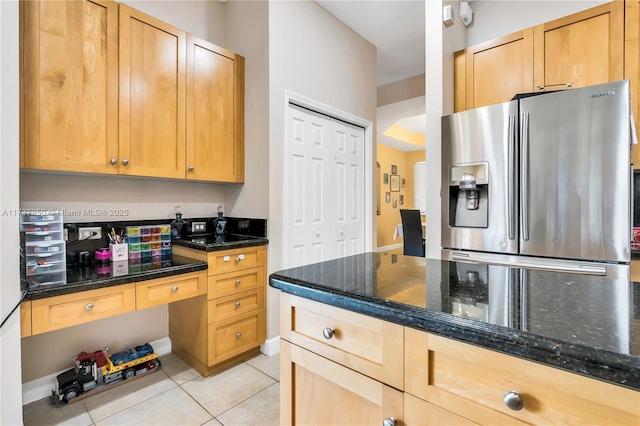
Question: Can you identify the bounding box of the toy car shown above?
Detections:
[110,343,153,365]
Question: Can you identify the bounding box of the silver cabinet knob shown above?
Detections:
[382,417,396,426]
[188,166,194,172]
[235,279,241,285]
[236,254,245,263]
[85,303,94,311]
[235,301,241,307]
[503,391,524,411]
[110,158,117,165]
[122,159,129,166]
[236,332,242,339]
[322,327,335,339]
[171,286,179,292]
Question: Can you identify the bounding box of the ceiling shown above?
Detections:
[315,0,426,152]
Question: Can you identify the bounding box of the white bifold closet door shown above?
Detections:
[284,102,366,268]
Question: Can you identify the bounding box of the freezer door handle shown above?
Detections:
[520,112,530,241]
[508,114,516,240]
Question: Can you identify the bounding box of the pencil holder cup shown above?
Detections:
[110,243,128,261]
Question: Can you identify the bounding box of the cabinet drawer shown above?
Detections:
[207,308,266,365]
[405,328,640,425]
[207,288,264,323]
[208,266,264,298]
[136,271,206,310]
[21,301,32,337]
[206,245,266,275]
[281,293,404,390]
[31,284,135,335]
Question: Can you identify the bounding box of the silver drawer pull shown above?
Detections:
[235,332,242,339]
[172,286,179,292]
[223,255,230,262]
[322,327,335,339]
[235,279,241,285]
[503,391,524,411]
[235,302,241,307]
[383,417,396,426]
[236,254,245,263]
[110,158,117,165]
[85,303,94,311]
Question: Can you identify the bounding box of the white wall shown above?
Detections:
[223,1,270,220]
[0,0,23,423]
[267,0,377,339]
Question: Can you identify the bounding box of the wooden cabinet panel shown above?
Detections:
[280,339,403,426]
[206,245,267,276]
[20,301,32,338]
[464,29,533,109]
[207,288,264,323]
[136,271,206,310]
[533,1,624,91]
[207,266,264,299]
[186,35,244,182]
[207,308,265,365]
[118,4,186,179]
[453,49,466,112]
[404,393,477,426]
[281,293,404,390]
[31,284,135,335]
[405,327,640,425]
[21,0,119,173]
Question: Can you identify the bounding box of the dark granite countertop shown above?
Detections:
[24,255,207,300]
[269,252,640,391]
[172,234,268,252]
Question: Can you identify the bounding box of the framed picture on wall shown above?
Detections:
[392,197,398,208]
[391,165,398,175]
[399,195,404,205]
[386,192,391,203]
[390,175,400,192]
[402,178,406,188]
[383,173,389,184]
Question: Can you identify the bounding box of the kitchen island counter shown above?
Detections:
[269,251,640,391]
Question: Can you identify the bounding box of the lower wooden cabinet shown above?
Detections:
[404,327,640,425]
[280,339,403,426]
[279,294,640,425]
[136,270,206,309]
[169,245,268,377]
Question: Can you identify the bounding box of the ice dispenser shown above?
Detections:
[448,162,488,228]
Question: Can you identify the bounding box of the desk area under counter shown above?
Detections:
[20,256,208,337]
[270,252,640,425]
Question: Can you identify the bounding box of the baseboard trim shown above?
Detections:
[22,336,172,405]
[260,336,280,357]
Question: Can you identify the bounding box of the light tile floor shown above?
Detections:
[23,353,280,426]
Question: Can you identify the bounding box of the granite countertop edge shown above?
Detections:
[269,275,640,392]
[172,237,269,252]
[25,261,208,301]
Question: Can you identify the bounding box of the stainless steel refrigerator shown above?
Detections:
[441,80,636,278]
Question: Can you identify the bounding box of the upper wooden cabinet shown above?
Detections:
[21,0,245,182]
[533,1,624,91]
[455,1,625,111]
[463,29,533,110]
[186,35,245,182]
[21,0,119,173]
[119,4,186,179]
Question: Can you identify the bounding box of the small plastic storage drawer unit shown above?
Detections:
[20,212,66,287]
[127,224,171,260]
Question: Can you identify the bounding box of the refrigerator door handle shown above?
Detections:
[520,112,530,241]
[451,252,608,276]
[508,114,516,240]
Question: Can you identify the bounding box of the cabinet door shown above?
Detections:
[186,35,244,182]
[21,0,119,173]
[119,4,186,179]
[404,393,477,426]
[465,29,533,109]
[280,340,403,426]
[533,1,623,91]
